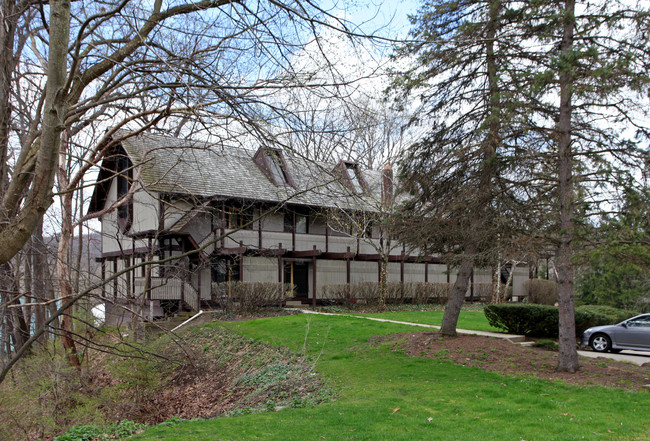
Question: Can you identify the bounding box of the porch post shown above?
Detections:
[312,256,317,307]
[292,211,296,251]
[113,259,118,299]
[239,245,244,282]
[258,207,263,249]
[101,259,106,297]
[221,200,226,248]
[325,221,329,253]
[346,247,351,285]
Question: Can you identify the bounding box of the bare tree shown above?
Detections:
[0,0,400,376]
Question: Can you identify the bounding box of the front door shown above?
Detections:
[284,261,309,299]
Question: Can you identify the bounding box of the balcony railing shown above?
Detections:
[134,277,199,311]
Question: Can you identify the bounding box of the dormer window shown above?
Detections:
[253,147,294,187]
[267,150,289,185]
[345,162,364,194]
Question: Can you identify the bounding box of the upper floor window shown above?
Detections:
[345,162,364,194]
[227,207,253,230]
[213,205,254,230]
[254,147,293,187]
[267,150,289,185]
[284,211,309,234]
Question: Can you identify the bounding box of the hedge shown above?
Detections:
[322,281,452,306]
[483,304,637,338]
[484,304,559,337]
[211,282,293,313]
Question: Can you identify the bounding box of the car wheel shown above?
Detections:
[590,334,611,353]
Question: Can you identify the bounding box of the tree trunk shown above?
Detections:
[556,0,579,373]
[379,253,389,310]
[57,129,81,369]
[440,256,474,336]
[32,223,46,343]
[0,0,17,198]
[0,0,70,265]
[440,0,501,336]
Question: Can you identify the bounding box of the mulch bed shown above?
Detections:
[377,332,650,391]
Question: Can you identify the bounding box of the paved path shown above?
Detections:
[296,309,526,341]
[295,309,650,366]
[577,349,650,366]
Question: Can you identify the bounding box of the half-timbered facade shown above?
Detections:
[89,132,528,319]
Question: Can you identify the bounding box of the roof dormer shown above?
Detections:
[334,161,368,194]
[253,147,294,187]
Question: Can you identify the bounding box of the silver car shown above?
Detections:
[581,313,650,353]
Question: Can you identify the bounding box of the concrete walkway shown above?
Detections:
[295,309,650,367]
[577,349,650,366]
[296,309,526,342]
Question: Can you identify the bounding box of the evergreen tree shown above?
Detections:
[390,0,546,336]
[391,0,649,371]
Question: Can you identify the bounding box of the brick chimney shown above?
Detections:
[381,164,393,209]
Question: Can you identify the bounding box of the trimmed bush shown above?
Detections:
[321,281,452,306]
[356,281,381,305]
[574,305,637,335]
[211,282,292,313]
[525,279,558,305]
[472,283,492,302]
[322,284,355,306]
[484,303,638,337]
[484,304,559,337]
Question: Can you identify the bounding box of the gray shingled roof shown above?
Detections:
[121,132,386,211]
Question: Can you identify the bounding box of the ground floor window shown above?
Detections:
[211,256,240,283]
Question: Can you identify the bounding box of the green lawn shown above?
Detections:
[132,314,649,441]
[352,310,501,332]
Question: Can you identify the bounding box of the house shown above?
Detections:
[88,131,529,320]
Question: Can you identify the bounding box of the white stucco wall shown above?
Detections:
[131,187,159,232]
[243,257,278,283]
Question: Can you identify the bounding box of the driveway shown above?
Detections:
[578,349,650,366]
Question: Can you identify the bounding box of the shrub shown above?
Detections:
[322,284,355,306]
[531,339,558,351]
[55,420,146,441]
[574,305,637,335]
[321,281,453,306]
[472,283,492,302]
[525,279,558,305]
[356,281,381,305]
[411,282,429,304]
[211,282,291,313]
[484,304,559,337]
[484,303,638,337]
[385,282,408,304]
[412,282,452,304]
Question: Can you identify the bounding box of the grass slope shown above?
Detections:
[132,314,649,441]
[354,310,501,332]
